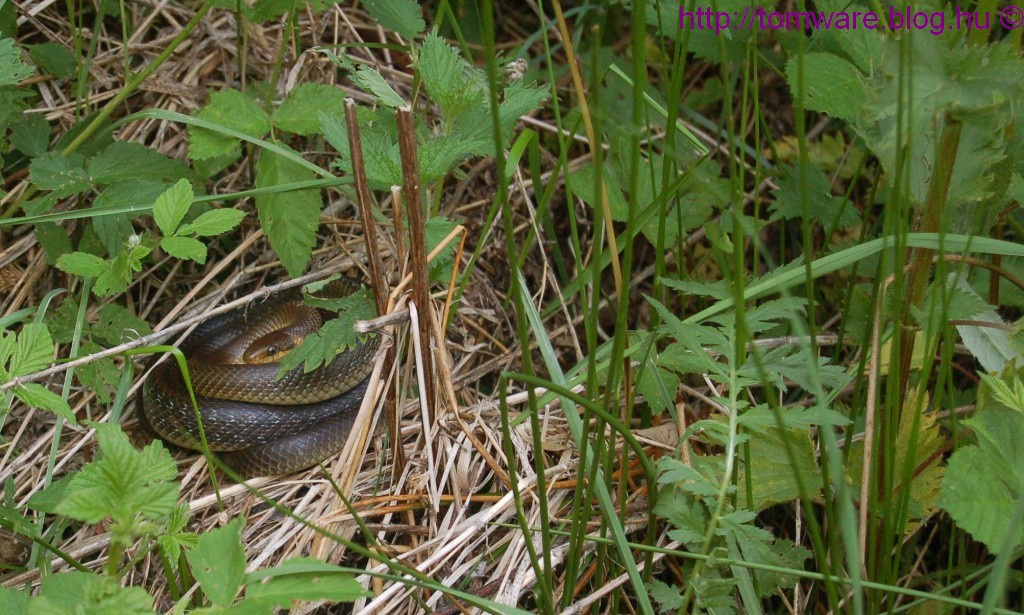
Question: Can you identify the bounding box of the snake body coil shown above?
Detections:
[141,278,378,476]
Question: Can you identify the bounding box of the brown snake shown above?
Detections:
[140,278,378,476]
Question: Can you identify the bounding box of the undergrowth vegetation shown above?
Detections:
[0,0,1022,612]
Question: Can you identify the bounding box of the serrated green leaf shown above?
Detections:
[0,37,33,85]
[361,0,425,40]
[93,304,153,346]
[56,422,177,525]
[786,52,865,121]
[189,89,271,160]
[418,33,477,122]
[92,179,168,255]
[31,573,154,615]
[255,145,320,276]
[187,517,247,606]
[350,67,406,108]
[56,251,107,278]
[273,83,348,135]
[10,323,56,376]
[178,208,246,236]
[27,41,75,78]
[93,241,153,297]
[770,162,860,229]
[738,426,821,511]
[34,222,72,265]
[9,113,50,156]
[153,178,194,236]
[87,141,190,186]
[14,383,75,423]
[938,382,1024,554]
[29,152,90,197]
[160,236,207,264]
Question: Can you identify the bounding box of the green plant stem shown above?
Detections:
[60,0,218,157]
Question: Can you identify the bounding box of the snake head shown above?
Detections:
[242,331,302,364]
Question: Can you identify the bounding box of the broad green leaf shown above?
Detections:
[56,423,178,525]
[178,208,246,236]
[738,426,821,511]
[786,52,865,121]
[0,37,33,85]
[255,145,320,277]
[29,152,90,197]
[93,241,152,297]
[55,252,107,278]
[350,67,406,108]
[189,89,271,160]
[567,163,628,221]
[278,290,376,376]
[87,141,190,186]
[187,517,247,606]
[0,587,28,615]
[938,378,1024,554]
[14,383,75,423]
[34,222,72,264]
[273,83,347,135]
[27,42,75,78]
[91,179,167,255]
[418,33,477,122]
[9,113,50,156]
[93,303,153,345]
[9,323,55,376]
[30,573,153,615]
[153,178,194,236]
[770,162,860,228]
[361,0,425,40]
[161,236,207,264]
[951,278,1019,372]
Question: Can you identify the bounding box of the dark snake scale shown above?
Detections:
[141,278,378,476]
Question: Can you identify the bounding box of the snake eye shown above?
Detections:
[265,345,278,357]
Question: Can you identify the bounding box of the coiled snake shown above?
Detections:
[141,278,378,476]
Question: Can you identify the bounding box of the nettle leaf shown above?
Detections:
[186,516,247,607]
[350,67,406,108]
[87,141,190,186]
[189,88,271,160]
[29,152,90,197]
[361,0,426,40]
[56,422,178,525]
[419,33,478,122]
[0,37,33,85]
[786,52,865,121]
[273,83,348,135]
[497,81,548,140]
[279,289,377,376]
[13,382,74,423]
[31,572,153,615]
[255,144,321,277]
[938,372,1024,554]
[153,178,193,236]
[177,207,246,237]
[160,236,207,264]
[245,557,370,606]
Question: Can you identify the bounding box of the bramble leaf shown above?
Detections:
[255,145,320,277]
